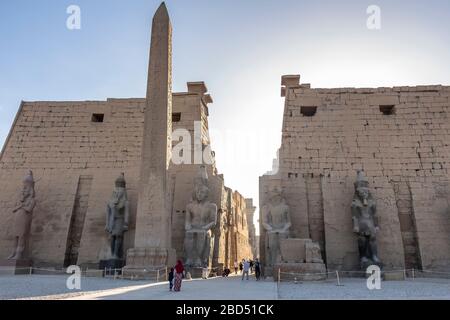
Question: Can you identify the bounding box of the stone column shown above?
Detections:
[124,2,176,274]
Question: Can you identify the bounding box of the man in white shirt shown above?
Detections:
[241,259,250,281]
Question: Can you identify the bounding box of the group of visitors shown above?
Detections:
[168,260,185,292]
[226,258,262,280]
[169,258,262,291]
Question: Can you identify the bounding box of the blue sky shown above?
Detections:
[1,0,450,233]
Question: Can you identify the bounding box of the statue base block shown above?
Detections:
[187,267,210,279]
[361,260,383,272]
[0,259,32,275]
[383,271,405,281]
[122,247,176,280]
[99,259,125,274]
[274,263,327,281]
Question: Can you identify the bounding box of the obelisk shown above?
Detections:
[124,2,176,272]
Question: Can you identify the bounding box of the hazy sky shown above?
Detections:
[1,0,450,234]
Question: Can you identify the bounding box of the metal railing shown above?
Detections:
[0,266,169,282]
[275,268,450,290]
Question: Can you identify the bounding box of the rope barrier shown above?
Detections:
[418,269,450,275]
[279,271,335,276]
[276,267,450,286]
[3,266,450,284]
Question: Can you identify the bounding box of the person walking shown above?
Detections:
[241,259,250,281]
[234,260,238,274]
[239,260,243,274]
[173,260,184,292]
[168,267,175,291]
[254,259,261,281]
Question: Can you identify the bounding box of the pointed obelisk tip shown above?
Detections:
[154,2,169,20]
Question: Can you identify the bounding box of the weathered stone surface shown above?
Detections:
[279,238,309,263]
[105,173,129,260]
[186,267,210,279]
[305,241,323,264]
[261,187,291,268]
[131,2,174,266]
[99,258,125,271]
[322,177,360,270]
[351,170,381,268]
[274,262,327,281]
[184,166,217,268]
[0,259,32,275]
[7,170,36,261]
[384,271,406,281]
[261,77,450,272]
[410,180,450,271]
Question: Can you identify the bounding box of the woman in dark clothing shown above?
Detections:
[168,268,175,291]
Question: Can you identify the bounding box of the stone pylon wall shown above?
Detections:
[261,78,450,271]
[0,90,255,268]
[0,99,145,267]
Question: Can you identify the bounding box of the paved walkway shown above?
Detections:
[68,275,277,300]
[278,278,450,300]
[2,273,450,300]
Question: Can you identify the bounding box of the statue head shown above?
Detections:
[193,165,210,202]
[195,184,209,202]
[115,172,126,188]
[354,170,370,205]
[21,170,35,200]
[268,186,284,205]
[112,173,127,204]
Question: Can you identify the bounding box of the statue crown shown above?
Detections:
[194,165,208,188]
[354,170,369,189]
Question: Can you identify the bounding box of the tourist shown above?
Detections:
[173,260,184,292]
[222,268,230,277]
[168,267,175,291]
[254,259,261,281]
[249,260,254,273]
[239,260,244,274]
[241,259,250,281]
[234,260,238,274]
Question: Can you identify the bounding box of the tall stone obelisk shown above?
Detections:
[125,2,176,272]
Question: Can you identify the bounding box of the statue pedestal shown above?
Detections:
[361,259,383,271]
[0,259,32,275]
[272,238,327,281]
[274,263,327,281]
[99,259,125,274]
[122,247,176,280]
[187,267,210,279]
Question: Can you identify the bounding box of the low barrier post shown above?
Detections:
[336,270,342,286]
